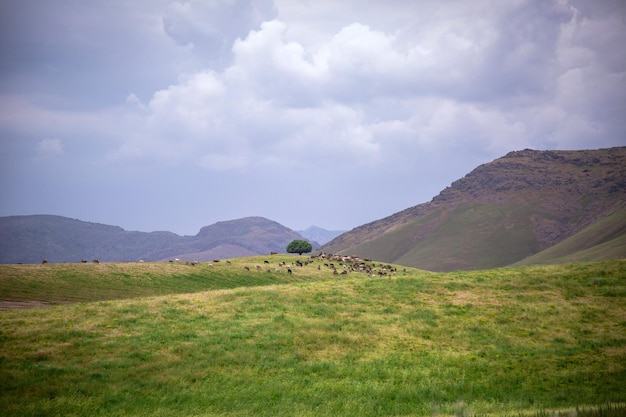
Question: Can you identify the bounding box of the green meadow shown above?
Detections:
[1,257,625,416]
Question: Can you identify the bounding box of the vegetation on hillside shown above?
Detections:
[323,147,626,271]
[1,257,624,416]
[286,239,313,255]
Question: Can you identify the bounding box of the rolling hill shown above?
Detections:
[0,215,308,264]
[322,147,626,271]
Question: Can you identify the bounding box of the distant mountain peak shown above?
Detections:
[297,225,346,246]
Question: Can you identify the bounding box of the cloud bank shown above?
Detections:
[1,0,625,234]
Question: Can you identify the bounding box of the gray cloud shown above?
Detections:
[1,0,625,234]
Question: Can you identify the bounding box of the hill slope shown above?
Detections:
[322,147,626,271]
[0,215,307,264]
[1,260,625,415]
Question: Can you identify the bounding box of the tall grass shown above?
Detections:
[1,258,625,416]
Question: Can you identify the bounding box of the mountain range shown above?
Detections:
[0,216,314,264]
[321,147,626,271]
[1,147,625,269]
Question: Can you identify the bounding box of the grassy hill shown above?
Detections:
[323,147,626,271]
[514,209,626,266]
[1,258,625,416]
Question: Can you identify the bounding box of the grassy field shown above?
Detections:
[1,256,625,416]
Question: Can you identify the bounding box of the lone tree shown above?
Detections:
[286,239,313,255]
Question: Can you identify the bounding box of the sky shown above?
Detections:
[1,0,625,236]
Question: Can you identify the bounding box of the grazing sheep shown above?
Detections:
[270,251,278,255]
[93,259,100,264]
[244,266,250,271]
[42,259,48,264]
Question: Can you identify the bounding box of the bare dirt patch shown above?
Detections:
[0,300,61,310]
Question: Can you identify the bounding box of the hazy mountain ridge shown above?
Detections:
[297,226,346,245]
[0,216,307,264]
[322,147,626,271]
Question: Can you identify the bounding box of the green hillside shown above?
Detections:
[343,203,542,271]
[1,258,625,416]
[323,147,626,271]
[514,209,626,266]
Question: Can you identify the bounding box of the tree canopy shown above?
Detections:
[286,239,313,255]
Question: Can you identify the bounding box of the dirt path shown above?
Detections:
[0,300,61,310]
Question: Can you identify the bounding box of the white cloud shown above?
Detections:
[104,0,625,175]
[36,138,64,157]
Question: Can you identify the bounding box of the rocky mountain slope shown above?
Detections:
[322,147,626,271]
[0,216,307,264]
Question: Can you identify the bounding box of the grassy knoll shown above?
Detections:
[0,257,347,306]
[0,258,625,416]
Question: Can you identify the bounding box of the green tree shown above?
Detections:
[286,239,313,255]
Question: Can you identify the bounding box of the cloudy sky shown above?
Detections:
[1,0,625,236]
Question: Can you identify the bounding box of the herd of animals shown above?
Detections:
[239,253,402,278]
[39,253,403,278]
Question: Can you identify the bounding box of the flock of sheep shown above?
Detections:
[40,253,402,278]
[240,253,401,278]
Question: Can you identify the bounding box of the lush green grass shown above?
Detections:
[1,258,625,416]
[515,209,626,266]
[344,203,542,272]
[0,256,352,305]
